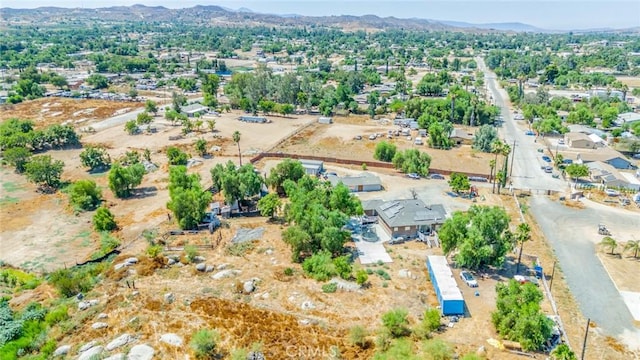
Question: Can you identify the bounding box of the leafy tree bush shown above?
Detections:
[145,100,158,115]
[439,205,513,270]
[2,146,31,173]
[167,166,212,230]
[355,269,369,286]
[349,325,369,349]
[191,329,220,360]
[257,192,281,218]
[210,161,263,211]
[322,282,338,293]
[381,308,410,338]
[550,344,577,360]
[136,111,153,125]
[124,119,139,135]
[421,339,453,360]
[68,179,102,211]
[302,251,336,281]
[392,149,432,176]
[564,163,589,183]
[491,280,553,351]
[79,146,111,171]
[167,146,189,165]
[108,163,145,198]
[93,206,117,231]
[24,155,64,191]
[86,74,109,89]
[194,138,207,157]
[414,308,442,339]
[374,141,397,162]
[44,305,68,326]
[472,124,498,152]
[266,158,305,195]
[448,173,470,193]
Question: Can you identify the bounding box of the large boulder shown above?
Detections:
[160,333,183,347]
[195,263,206,272]
[106,334,133,351]
[78,341,98,354]
[104,354,125,360]
[78,346,104,360]
[91,322,108,330]
[243,280,256,294]
[127,344,155,360]
[164,293,175,304]
[211,269,241,280]
[53,344,71,357]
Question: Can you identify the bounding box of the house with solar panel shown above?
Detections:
[375,199,446,239]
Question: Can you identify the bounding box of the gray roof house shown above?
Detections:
[239,115,268,123]
[375,199,447,239]
[327,172,382,192]
[300,159,324,175]
[575,148,634,170]
[617,112,640,125]
[182,103,209,117]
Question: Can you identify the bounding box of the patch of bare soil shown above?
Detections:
[596,249,640,293]
[0,98,143,128]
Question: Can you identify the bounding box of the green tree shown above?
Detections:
[86,74,109,89]
[428,121,452,149]
[600,236,617,255]
[206,119,216,133]
[392,149,432,176]
[124,120,138,135]
[439,206,513,269]
[564,163,589,184]
[201,74,220,107]
[167,146,189,165]
[448,173,470,193]
[2,146,31,173]
[108,163,145,198]
[267,158,305,195]
[515,223,531,274]
[68,179,102,211]
[93,206,117,231]
[144,100,158,116]
[282,225,313,262]
[194,138,207,157]
[79,146,111,171]
[472,124,498,152]
[550,344,577,360]
[136,111,153,125]
[381,308,410,338]
[257,193,281,219]
[233,130,242,166]
[190,329,220,360]
[492,280,553,351]
[624,240,640,259]
[167,166,212,230]
[374,141,397,162]
[355,269,369,286]
[25,155,64,190]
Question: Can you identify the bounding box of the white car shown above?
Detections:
[605,189,620,197]
[460,271,478,287]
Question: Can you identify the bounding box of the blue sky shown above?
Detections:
[2,1,639,30]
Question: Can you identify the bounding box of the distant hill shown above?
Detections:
[438,20,547,33]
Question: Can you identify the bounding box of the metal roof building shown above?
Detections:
[426,255,465,316]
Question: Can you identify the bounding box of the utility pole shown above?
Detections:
[581,318,590,360]
[509,139,516,178]
[549,261,556,290]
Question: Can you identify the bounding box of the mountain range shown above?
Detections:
[1,4,636,33]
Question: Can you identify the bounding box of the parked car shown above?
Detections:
[460,271,478,288]
[558,139,565,145]
[542,155,551,163]
[407,173,420,179]
[525,130,535,136]
[562,159,573,164]
[388,237,406,245]
[605,189,620,197]
[469,176,488,182]
[544,166,553,173]
[429,173,445,180]
[514,275,539,286]
[368,134,377,140]
[354,135,362,140]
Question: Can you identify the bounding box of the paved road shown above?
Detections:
[530,195,640,341]
[476,58,567,192]
[91,107,146,131]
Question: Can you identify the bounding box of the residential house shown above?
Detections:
[587,161,640,190]
[300,159,324,176]
[361,199,383,216]
[566,125,607,138]
[327,172,382,192]
[575,148,634,170]
[181,103,209,118]
[617,112,640,125]
[587,133,606,148]
[565,132,596,149]
[449,128,474,146]
[375,199,447,239]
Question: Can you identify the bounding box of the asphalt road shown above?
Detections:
[529,195,640,340]
[476,57,567,191]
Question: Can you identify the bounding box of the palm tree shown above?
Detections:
[499,142,512,193]
[600,236,617,255]
[488,159,496,187]
[515,223,531,274]
[624,240,639,259]
[233,130,242,166]
[490,139,504,194]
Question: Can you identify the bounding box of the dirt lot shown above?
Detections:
[274,116,493,175]
[0,98,143,129]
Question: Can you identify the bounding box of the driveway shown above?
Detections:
[529,195,640,347]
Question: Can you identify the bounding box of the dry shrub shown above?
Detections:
[135,256,164,277]
[144,299,163,311]
[605,336,626,353]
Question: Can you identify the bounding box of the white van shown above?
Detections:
[414,137,423,145]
